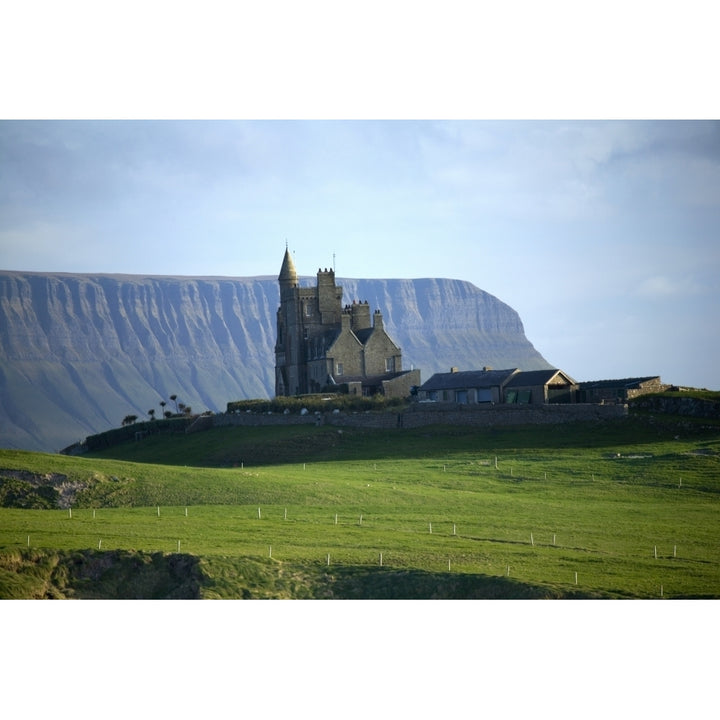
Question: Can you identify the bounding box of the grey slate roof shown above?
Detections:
[353,327,375,344]
[577,376,660,389]
[505,369,576,387]
[419,369,518,392]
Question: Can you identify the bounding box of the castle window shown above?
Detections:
[336,362,344,376]
[385,357,396,372]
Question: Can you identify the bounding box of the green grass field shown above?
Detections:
[1,416,719,598]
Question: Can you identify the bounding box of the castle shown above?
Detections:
[274,248,421,398]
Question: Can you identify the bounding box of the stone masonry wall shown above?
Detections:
[630,395,720,419]
[212,402,627,432]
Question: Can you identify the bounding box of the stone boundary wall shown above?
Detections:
[213,412,322,429]
[213,402,627,431]
[630,395,720,419]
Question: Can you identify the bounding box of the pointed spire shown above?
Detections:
[279,245,298,287]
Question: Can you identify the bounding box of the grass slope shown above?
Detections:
[2,417,719,599]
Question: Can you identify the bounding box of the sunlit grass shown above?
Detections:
[2,419,719,598]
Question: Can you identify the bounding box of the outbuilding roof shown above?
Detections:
[505,369,577,387]
[419,369,518,392]
[577,376,660,389]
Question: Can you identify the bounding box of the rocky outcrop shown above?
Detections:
[0,271,552,451]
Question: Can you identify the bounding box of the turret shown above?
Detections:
[317,267,342,323]
[278,247,298,295]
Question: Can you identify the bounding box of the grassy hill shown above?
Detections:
[2,416,719,599]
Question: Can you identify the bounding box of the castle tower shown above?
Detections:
[275,247,302,396]
[317,268,342,324]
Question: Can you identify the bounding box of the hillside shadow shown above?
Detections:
[85,417,720,469]
[320,566,605,599]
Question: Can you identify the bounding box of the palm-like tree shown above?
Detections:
[170,394,178,414]
[148,409,156,421]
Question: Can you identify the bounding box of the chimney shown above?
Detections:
[350,300,372,331]
[373,309,384,330]
[450,367,459,373]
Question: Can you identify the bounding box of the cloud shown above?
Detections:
[636,275,684,298]
[634,272,716,300]
[0,221,95,272]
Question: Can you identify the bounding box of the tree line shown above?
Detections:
[121,394,193,427]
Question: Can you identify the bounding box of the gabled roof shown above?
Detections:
[419,369,518,392]
[325,326,362,351]
[505,369,577,387]
[578,376,660,389]
[353,327,375,344]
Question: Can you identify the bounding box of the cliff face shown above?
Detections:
[0,271,552,451]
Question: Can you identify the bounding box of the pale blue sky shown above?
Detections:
[2,2,719,389]
[1,119,719,389]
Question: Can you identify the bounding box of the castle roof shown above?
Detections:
[353,327,375,344]
[278,248,298,285]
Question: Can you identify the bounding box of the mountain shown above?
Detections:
[0,271,553,452]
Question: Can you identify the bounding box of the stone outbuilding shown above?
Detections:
[576,376,666,403]
[417,367,578,404]
[504,369,578,404]
[417,368,519,404]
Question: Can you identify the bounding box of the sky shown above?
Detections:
[1,3,719,391]
[2,119,718,389]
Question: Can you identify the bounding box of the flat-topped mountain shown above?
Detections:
[0,271,553,451]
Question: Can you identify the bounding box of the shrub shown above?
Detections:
[0,477,59,509]
[226,394,407,415]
